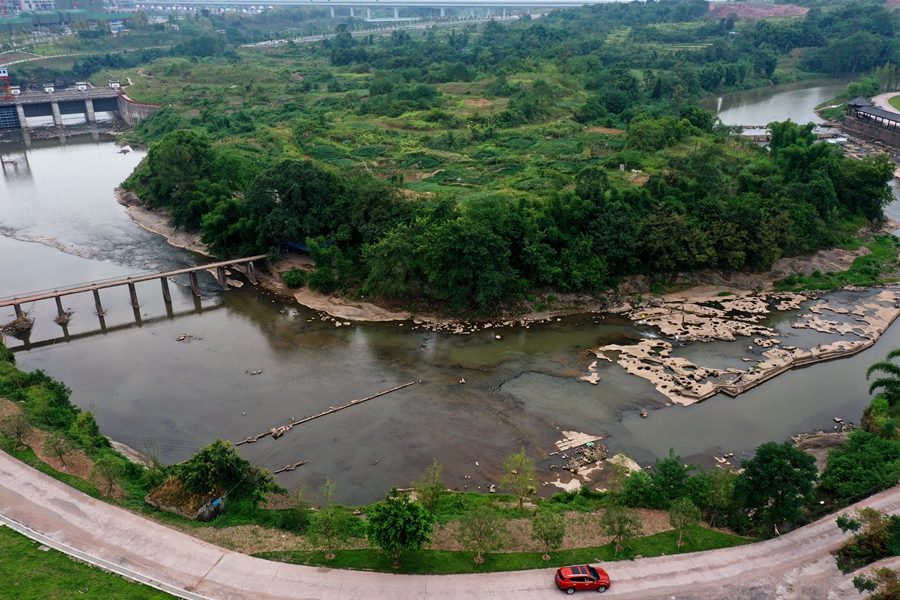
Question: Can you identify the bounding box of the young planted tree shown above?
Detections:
[686,466,736,528]
[531,510,566,560]
[90,455,126,496]
[668,497,701,548]
[412,459,445,516]
[501,448,537,510]
[367,487,434,568]
[600,505,643,556]
[43,431,74,467]
[309,479,350,560]
[0,412,31,449]
[456,504,506,564]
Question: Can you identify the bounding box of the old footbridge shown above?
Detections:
[0,255,266,340]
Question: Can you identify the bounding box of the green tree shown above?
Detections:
[867,349,900,407]
[668,497,701,547]
[174,439,277,508]
[854,567,900,600]
[90,455,126,496]
[501,448,537,510]
[600,505,643,556]
[367,487,434,568]
[0,412,31,448]
[43,431,74,467]
[69,410,106,451]
[146,129,214,203]
[531,510,566,560]
[734,441,817,535]
[412,459,445,515]
[820,431,900,502]
[456,505,506,563]
[686,466,736,528]
[310,479,350,560]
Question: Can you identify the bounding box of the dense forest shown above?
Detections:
[108,0,899,312]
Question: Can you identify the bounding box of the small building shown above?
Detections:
[75,81,88,92]
[846,96,873,114]
[108,79,120,90]
[43,83,55,93]
[10,86,20,96]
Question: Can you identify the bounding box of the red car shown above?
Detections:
[555,565,611,594]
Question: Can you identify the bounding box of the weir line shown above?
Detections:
[236,381,418,446]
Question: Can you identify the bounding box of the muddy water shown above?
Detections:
[1,128,899,505]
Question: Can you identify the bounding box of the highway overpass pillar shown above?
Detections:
[15,102,25,128]
[51,100,62,127]
[394,7,398,18]
[469,8,474,17]
[367,6,371,19]
[330,6,334,17]
[84,98,96,123]
[440,8,444,16]
[350,6,354,16]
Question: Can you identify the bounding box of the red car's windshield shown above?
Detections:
[589,567,600,580]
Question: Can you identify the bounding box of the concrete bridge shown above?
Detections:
[0,255,266,345]
[0,88,161,129]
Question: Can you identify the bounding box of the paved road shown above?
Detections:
[871,92,900,115]
[0,449,898,599]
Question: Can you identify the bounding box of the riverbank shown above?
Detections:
[114,188,210,257]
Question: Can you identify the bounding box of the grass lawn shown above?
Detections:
[0,525,171,600]
[890,95,900,112]
[774,235,900,292]
[254,526,750,575]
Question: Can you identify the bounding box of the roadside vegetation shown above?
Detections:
[0,524,171,599]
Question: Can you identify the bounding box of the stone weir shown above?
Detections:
[582,289,900,405]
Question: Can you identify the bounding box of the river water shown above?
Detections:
[697,77,853,126]
[1,82,897,504]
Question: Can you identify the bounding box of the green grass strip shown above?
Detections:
[254,527,749,575]
[0,525,171,599]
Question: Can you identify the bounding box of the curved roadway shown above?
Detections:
[0,449,896,599]
[871,92,900,116]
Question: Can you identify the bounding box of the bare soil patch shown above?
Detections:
[464,98,492,108]
[585,127,625,136]
[708,3,808,18]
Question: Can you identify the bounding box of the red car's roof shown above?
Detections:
[558,565,608,578]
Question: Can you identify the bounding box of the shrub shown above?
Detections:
[281,267,307,288]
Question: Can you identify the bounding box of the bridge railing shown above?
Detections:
[0,270,160,305]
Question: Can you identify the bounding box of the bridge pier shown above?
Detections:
[127,281,140,308]
[55,297,65,320]
[216,266,228,290]
[51,101,62,127]
[92,289,105,316]
[13,304,23,319]
[189,271,201,296]
[84,98,96,124]
[15,103,25,129]
[160,277,171,303]
[247,262,258,285]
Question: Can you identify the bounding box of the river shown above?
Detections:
[0,81,897,504]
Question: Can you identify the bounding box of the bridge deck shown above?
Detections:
[0,255,267,308]
[0,89,120,106]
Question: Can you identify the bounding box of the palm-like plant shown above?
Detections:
[867,349,900,406]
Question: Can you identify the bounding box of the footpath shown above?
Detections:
[1,449,899,599]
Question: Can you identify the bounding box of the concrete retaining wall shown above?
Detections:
[116,94,161,126]
[843,115,900,148]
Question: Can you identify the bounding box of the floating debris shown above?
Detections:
[1,315,34,335]
[54,310,74,325]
